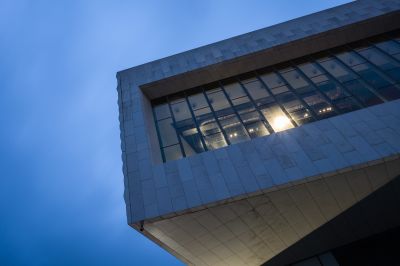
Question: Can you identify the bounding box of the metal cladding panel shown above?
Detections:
[116,1,400,264]
[116,0,400,228]
[117,0,400,98]
[143,160,400,266]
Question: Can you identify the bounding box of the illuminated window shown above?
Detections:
[152,34,400,162]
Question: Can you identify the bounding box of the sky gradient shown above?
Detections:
[1,1,351,265]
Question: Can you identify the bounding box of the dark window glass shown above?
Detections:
[188,93,209,110]
[319,59,356,83]
[154,103,171,120]
[281,69,313,94]
[336,51,365,67]
[316,79,349,100]
[298,62,323,78]
[194,106,211,117]
[260,72,285,88]
[158,118,179,147]
[207,90,231,111]
[334,97,360,113]
[180,127,205,156]
[174,117,205,156]
[171,101,192,122]
[311,74,329,84]
[163,144,183,161]
[375,40,400,55]
[224,82,246,99]
[234,101,254,113]
[302,91,334,117]
[292,257,322,266]
[352,63,392,88]
[357,47,400,70]
[343,79,383,106]
[375,84,400,101]
[319,252,340,266]
[292,257,321,266]
[270,85,290,95]
[153,35,400,162]
[231,96,250,106]
[242,78,269,100]
[386,67,400,82]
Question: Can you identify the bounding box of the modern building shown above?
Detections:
[116,1,400,265]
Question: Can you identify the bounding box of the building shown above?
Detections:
[116,1,400,265]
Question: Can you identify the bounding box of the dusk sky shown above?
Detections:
[0,1,351,265]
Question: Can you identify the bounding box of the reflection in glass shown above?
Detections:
[375,84,400,101]
[319,59,356,83]
[261,104,294,132]
[218,113,250,144]
[188,93,208,110]
[302,91,333,117]
[197,114,221,136]
[386,67,400,82]
[242,78,270,100]
[171,101,191,121]
[277,92,306,117]
[334,97,360,113]
[224,82,246,99]
[203,132,227,150]
[375,40,400,55]
[281,69,312,94]
[163,144,183,161]
[270,85,290,95]
[158,118,179,147]
[180,127,205,156]
[357,47,400,70]
[343,79,383,106]
[298,62,323,77]
[207,90,230,111]
[316,80,347,100]
[260,72,285,88]
[153,35,400,162]
[311,74,329,84]
[240,111,270,137]
[352,63,392,89]
[154,103,171,120]
[336,51,365,67]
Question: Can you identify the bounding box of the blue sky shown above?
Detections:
[0,1,351,265]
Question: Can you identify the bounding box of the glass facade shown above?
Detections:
[152,33,400,162]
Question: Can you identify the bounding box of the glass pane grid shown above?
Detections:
[152,34,400,162]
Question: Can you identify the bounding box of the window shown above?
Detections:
[207,89,230,111]
[152,34,400,162]
[319,58,357,83]
[281,69,313,94]
[357,47,400,70]
[260,104,295,132]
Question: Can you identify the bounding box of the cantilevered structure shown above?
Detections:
[117,0,400,265]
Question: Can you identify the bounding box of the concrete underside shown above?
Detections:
[135,156,400,266]
[116,1,400,265]
[264,173,400,266]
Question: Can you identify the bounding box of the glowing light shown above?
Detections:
[234,132,237,137]
[249,128,254,133]
[304,113,309,118]
[272,115,291,131]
